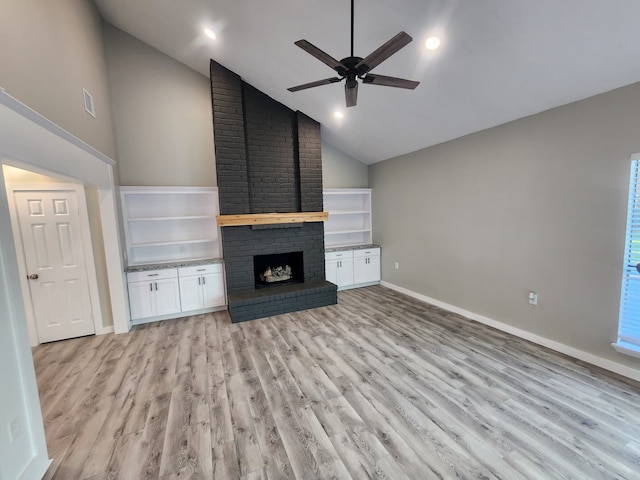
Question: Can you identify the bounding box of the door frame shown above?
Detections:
[0,87,130,478]
[7,183,106,344]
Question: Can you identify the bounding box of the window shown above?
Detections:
[614,158,640,357]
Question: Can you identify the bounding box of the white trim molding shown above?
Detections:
[0,88,129,337]
[381,281,640,383]
[612,341,640,360]
[0,87,114,166]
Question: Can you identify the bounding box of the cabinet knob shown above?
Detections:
[27,273,39,280]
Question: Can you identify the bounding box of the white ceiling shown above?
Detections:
[94,0,640,164]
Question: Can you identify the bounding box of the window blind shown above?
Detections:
[616,159,640,354]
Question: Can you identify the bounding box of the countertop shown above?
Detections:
[125,246,380,272]
[325,244,380,253]
[125,257,224,273]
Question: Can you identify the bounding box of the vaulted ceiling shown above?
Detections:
[94,0,640,164]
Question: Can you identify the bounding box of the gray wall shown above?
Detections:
[322,142,369,188]
[0,0,117,160]
[104,25,217,186]
[370,81,640,372]
[103,24,368,189]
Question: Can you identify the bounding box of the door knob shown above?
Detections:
[28,273,39,280]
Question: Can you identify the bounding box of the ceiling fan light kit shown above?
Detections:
[288,0,420,107]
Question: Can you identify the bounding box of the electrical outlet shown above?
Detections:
[394,262,399,270]
[8,417,20,443]
[528,291,538,306]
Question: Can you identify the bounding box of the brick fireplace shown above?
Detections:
[210,60,337,322]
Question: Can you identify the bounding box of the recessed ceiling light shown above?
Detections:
[425,36,440,50]
[334,111,344,119]
[204,28,216,40]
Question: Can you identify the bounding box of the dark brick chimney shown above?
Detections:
[210,60,337,322]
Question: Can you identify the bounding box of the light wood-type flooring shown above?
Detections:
[34,286,640,479]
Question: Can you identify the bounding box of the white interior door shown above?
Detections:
[14,190,95,343]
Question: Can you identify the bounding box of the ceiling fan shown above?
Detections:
[288,0,420,108]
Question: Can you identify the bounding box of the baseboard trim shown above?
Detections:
[19,455,51,480]
[380,281,640,383]
[95,325,114,336]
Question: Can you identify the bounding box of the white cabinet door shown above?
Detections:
[202,272,225,308]
[179,275,203,312]
[353,249,380,284]
[326,251,354,288]
[154,278,181,316]
[325,259,339,286]
[326,258,354,288]
[338,257,354,287]
[128,281,155,320]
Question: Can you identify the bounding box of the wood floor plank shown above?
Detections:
[223,326,263,476]
[34,286,640,480]
[243,375,295,479]
[76,326,157,479]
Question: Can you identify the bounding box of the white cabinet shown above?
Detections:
[323,189,372,248]
[178,264,225,312]
[121,187,221,266]
[127,263,226,323]
[325,251,354,289]
[353,248,381,285]
[325,247,380,290]
[127,269,181,320]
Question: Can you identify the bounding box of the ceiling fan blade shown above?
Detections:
[362,73,419,89]
[294,40,347,74]
[288,77,342,92]
[355,31,413,75]
[345,82,358,108]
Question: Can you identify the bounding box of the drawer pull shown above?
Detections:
[197,268,206,272]
[147,273,159,277]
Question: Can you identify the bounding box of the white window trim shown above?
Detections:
[613,154,640,357]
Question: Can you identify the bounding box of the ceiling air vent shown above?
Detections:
[82,88,96,118]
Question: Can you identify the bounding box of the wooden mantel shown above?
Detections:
[216,212,328,227]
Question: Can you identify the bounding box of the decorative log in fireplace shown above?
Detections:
[254,251,304,289]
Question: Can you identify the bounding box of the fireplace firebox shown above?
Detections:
[254,251,304,288]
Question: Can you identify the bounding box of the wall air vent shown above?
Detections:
[82,88,95,118]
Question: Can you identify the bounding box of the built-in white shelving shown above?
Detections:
[323,188,372,248]
[121,186,222,266]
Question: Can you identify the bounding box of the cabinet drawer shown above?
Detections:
[127,268,178,283]
[178,263,223,277]
[353,247,380,259]
[325,250,354,261]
